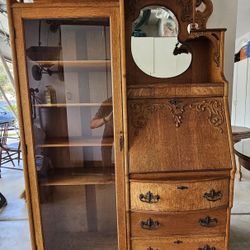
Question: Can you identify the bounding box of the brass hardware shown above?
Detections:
[119,131,124,151]
[203,189,223,202]
[199,216,218,227]
[198,245,216,250]
[140,218,160,230]
[139,191,160,203]
[174,240,183,244]
[177,186,189,190]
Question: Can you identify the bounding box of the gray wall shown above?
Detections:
[208,0,238,109]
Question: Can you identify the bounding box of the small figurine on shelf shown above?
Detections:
[44,85,57,104]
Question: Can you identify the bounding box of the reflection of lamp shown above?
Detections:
[26,20,63,81]
[31,64,64,81]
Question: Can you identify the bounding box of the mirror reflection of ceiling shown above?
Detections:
[131,6,192,79]
[132,6,178,37]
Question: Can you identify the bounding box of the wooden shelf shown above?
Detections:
[35,103,112,108]
[40,167,115,186]
[38,137,113,148]
[42,231,117,249]
[33,60,111,70]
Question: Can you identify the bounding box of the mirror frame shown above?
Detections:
[124,0,214,84]
[131,5,193,78]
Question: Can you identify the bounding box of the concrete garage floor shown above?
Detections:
[0,167,250,250]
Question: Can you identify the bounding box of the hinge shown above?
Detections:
[119,131,124,151]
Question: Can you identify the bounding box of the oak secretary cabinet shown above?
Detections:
[8,0,235,250]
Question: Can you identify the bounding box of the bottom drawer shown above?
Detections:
[131,236,225,250]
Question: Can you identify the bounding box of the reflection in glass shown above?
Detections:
[24,18,117,250]
[131,6,192,78]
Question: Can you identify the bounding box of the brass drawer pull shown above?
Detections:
[199,216,218,227]
[177,186,189,190]
[140,218,160,230]
[174,240,183,244]
[139,191,160,203]
[198,245,216,250]
[147,247,158,250]
[203,189,222,202]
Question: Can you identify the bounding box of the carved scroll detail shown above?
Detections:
[129,100,187,135]
[178,0,213,29]
[178,0,193,23]
[168,100,186,127]
[129,99,225,135]
[190,100,225,133]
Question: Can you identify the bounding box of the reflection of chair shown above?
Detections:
[0,122,21,178]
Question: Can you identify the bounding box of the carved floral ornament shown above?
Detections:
[129,99,225,136]
[177,0,213,29]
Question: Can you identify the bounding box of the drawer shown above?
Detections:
[131,236,225,250]
[130,179,229,212]
[131,208,227,237]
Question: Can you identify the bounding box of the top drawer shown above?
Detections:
[130,178,229,212]
[128,97,232,173]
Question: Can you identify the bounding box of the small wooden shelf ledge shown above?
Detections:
[35,103,112,108]
[38,137,113,148]
[40,167,115,186]
[33,60,111,70]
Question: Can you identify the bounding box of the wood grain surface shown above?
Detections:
[128,98,232,173]
[131,208,227,237]
[131,236,225,250]
[130,179,229,212]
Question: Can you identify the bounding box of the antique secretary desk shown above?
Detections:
[7,0,235,249]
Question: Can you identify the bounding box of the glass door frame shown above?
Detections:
[11,4,126,250]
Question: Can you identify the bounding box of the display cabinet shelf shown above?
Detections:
[33,60,111,70]
[40,167,115,186]
[38,137,113,148]
[43,232,117,249]
[35,103,112,108]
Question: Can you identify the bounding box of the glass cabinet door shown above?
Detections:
[24,18,118,250]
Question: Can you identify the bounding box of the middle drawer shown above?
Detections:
[131,208,227,237]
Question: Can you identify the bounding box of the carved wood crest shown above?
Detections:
[177,0,213,29]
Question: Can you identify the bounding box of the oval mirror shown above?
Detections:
[131,6,192,78]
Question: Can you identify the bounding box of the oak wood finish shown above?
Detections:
[131,208,227,237]
[131,236,225,250]
[130,179,229,212]
[128,97,232,173]
[8,0,236,249]
[8,1,127,250]
[121,0,235,249]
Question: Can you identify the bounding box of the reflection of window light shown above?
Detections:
[155,9,169,19]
